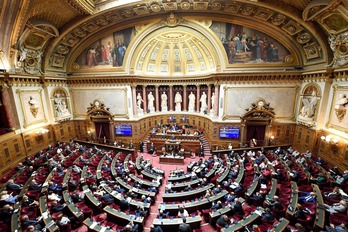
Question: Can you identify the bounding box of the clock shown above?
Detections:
[257,100,264,107]
[94,100,100,107]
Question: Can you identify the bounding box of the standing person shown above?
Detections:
[178,217,192,232]
[139,141,144,153]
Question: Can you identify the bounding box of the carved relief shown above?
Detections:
[297,85,320,128]
[328,32,348,67]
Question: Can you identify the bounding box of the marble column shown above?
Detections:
[155,85,159,112]
[214,84,219,117]
[183,85,187,111]
[169,85,173,111]
[1,84,16,129]
[207,84,212,112]
[131,85,137,116]
[196,85,200,113]
[142,86,147,113]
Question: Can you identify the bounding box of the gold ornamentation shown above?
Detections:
[56,45,69,54]
[282,20,304,36]
[328,32,348,67]
[122,9,133,18]
[224,3,241,13]
[181,2,191,10]
[241,6,254,15]
[335,108,346,122]
[303,42,320,59]
[150,4,161,12]
[211,2,222,11]
[73,27,86,38]
[297,32,311,44]
[271,14,286,25]
[95,17,109,26]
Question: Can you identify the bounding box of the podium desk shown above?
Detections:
[159,155,184,164]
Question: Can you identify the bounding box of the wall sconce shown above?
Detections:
[36,128,49,136]
[270,135,275,141]
[321,135,339,144]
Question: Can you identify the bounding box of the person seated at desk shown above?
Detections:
[7,179,22,191]
[22,195,39,207]
[310,172,327,185]
[212,200,223,211]
[71,190,84,203]
[178,206,189,218]
[0,204,14,223]
[1,190,18,204]
[124,221,139,232]
[297,191,316,204]
[324,186,342,200]
[216,215,231,228]
[120,199,130,211]
[50,200,67,213]
[150,225,163,232]
[136,205,148,217]
[261,207,275,222]
[184,185,192,191]
[324,223,348,232]
[158,210,168,219]
[29,180,42,191]
[101,193,114,204]
[324,200,347,214]
[21,215,43,231]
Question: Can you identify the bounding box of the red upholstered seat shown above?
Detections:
[215,223,224,232]
[329,213,348,225]
[297,213,313,227]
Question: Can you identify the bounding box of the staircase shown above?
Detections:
[199,134,211,156]
[142,136,150,153]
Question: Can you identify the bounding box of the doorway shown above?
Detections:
[94,122,111,143]
[246,125,266,146]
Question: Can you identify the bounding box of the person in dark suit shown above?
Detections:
[7,179,22,191]
[233,198,244,215]
[29,180,42,191]
[0,204,14,223]
[150,225,163,232]
[298,191,316,204]
[101,193,114,204]
[139,141,144,153]
[21,215,42,230]
[261,208,275,222]
[178,217,192,232]
[119,199,130,211]
[50,200,66,212]
[212,201,223,210]
[216,215,231,227]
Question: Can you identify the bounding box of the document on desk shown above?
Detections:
[100,226,107,232]
[254,210,262,216]
[90,221,98,229]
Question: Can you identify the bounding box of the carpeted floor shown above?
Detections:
[73,152,216,232]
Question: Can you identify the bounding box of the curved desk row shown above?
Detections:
[158,190,228,215]
[129,173,160,188]
[116,177,156,199]
[39,196,60,232]
[169,178,201,191]
[62,190,84,220]
[153,215,201,232]
[104,205,145,225]
[162,183,214,202]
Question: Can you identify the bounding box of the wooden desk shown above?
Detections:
[39,196,60,232]
[162,183,214,202]
[159,156,184,165]
[266,178,278,200]
[245,177,259,197]
[217,161,231,183]
[222,209,262,231]
[129,174,159,189]
[168,174,192,182]
[82,185,102,211]
[11,202,20,232]
[116,177,156,198]
[271,218,290,232]
[96,156,106,180]
[83,218,114,232]
[104,205,145,226]
[313,184,325,230]
[62,190,84,220]
[170,179,200,191]
[74,140,135,156]
[286,181,298,217]
[102,185,150,210]
[159,190,228,215]
[153,215,201,231]
[62,167,72,190]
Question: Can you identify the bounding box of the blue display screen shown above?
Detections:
[115,124,132,136]
[219,126,239,139]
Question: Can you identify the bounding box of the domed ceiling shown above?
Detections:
[133,30,215,76]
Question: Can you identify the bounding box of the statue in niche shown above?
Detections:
[54,93,70,117]
[161,92,168,110]
[148,91,155,112]
[137,93,143,110]
[299,90,318,119]
[200,92,207,112]
[188,92,195,111]
[174,92,182,111]
[211,92,216,110]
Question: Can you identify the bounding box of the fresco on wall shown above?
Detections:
[75,27,135,69]
[210,22,291,64]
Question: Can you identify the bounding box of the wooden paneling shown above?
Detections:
[0,133,26,175]
[292,125,317,153]
[270,123,296,146]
